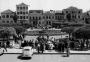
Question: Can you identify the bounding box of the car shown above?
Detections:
[22,46,33,58]
[0,47,4,55]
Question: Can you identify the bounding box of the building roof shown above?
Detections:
[16,3,28,6]
[63,6,82,11]
[1,9,14,14]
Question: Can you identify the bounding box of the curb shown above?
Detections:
[3,53,90,55]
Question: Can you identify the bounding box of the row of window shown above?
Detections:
[55,16,64,20]
[2,20,13,23]
[17,11,28,15]
[18,16,28,19]
[29,17,41,20]
[2,15,13,18]
[29,16,55,20]
[29,16,65,20]
[43,16,55,19]
[65,11,81,14]
[17,6,28,10]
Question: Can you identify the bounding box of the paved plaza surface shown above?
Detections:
[0,54,90,62]
[4,48,90,54]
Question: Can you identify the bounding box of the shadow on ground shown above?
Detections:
[17,55,32,60]
[62,54,70,57]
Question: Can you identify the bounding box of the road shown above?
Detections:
[0,54,90,62]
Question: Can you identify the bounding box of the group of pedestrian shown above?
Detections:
[21,40,34,47]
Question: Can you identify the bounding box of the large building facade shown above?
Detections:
[0,3,89,27]
[16,3,29,24]
[29,10,43,28]
[1,9,15,24]
[63,6,83,23]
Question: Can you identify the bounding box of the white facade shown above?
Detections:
[1,9,15,24]
[16,3,29,23]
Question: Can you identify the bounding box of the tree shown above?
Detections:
[14,26,26,35]
[72,25,90,49]
[61,27,75,39]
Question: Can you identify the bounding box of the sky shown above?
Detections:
[0,0,90,12]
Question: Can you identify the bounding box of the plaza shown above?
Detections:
[0,54,90,62]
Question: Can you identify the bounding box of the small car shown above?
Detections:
[22,46,33,58]
[0,47,4,55]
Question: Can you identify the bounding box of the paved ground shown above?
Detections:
[0,54,90,62]
[4,48,90,54]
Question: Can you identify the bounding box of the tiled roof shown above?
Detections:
[17,3,28,6]
[1,9,14,14]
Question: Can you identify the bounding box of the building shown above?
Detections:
[82,11,90,24]
[55,11,65,22]
[29,10,43,28]
[1,9,15,24]
[16,3,29,24]
[63,6,82,23]
[42,10,55,28]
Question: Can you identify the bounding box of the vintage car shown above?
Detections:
[22,46,33,58]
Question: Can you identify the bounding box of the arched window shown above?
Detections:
[33,17,34,20]
[20,11,22,14]
[20,7,22,10]
[6,15,9,18]
[2,15,5,18]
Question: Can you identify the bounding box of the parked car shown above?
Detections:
[0,47,4,55]
[22,46,33,58]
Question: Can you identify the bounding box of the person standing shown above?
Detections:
[37,43,40,53]
[40,43,44,53]
[66,39,70,57]
[4,42,7,52]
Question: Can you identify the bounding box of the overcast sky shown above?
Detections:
[0,0,90,12]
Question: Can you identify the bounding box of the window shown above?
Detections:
[39,21,41,24]
[23,12,25,15]
[78,11,81,13]
[20,7,22,10]
[23,16,25,19]
[23,7,25,9]
[78,16,80,18]
[49,16,51,19]
[7,21,9,23]
[17,7,19,10]
[18,16,19,19]
[17,12,19,15]
[26,12,28,14]
[20,11,22,14]
[33,17,34,20]
[2,15,5,18]
[20,16,22,19]
[66,11,68,13]
[6,15,9,18]
[49,21,51,25]
[29,17,31,20]
[46,16,48,19]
